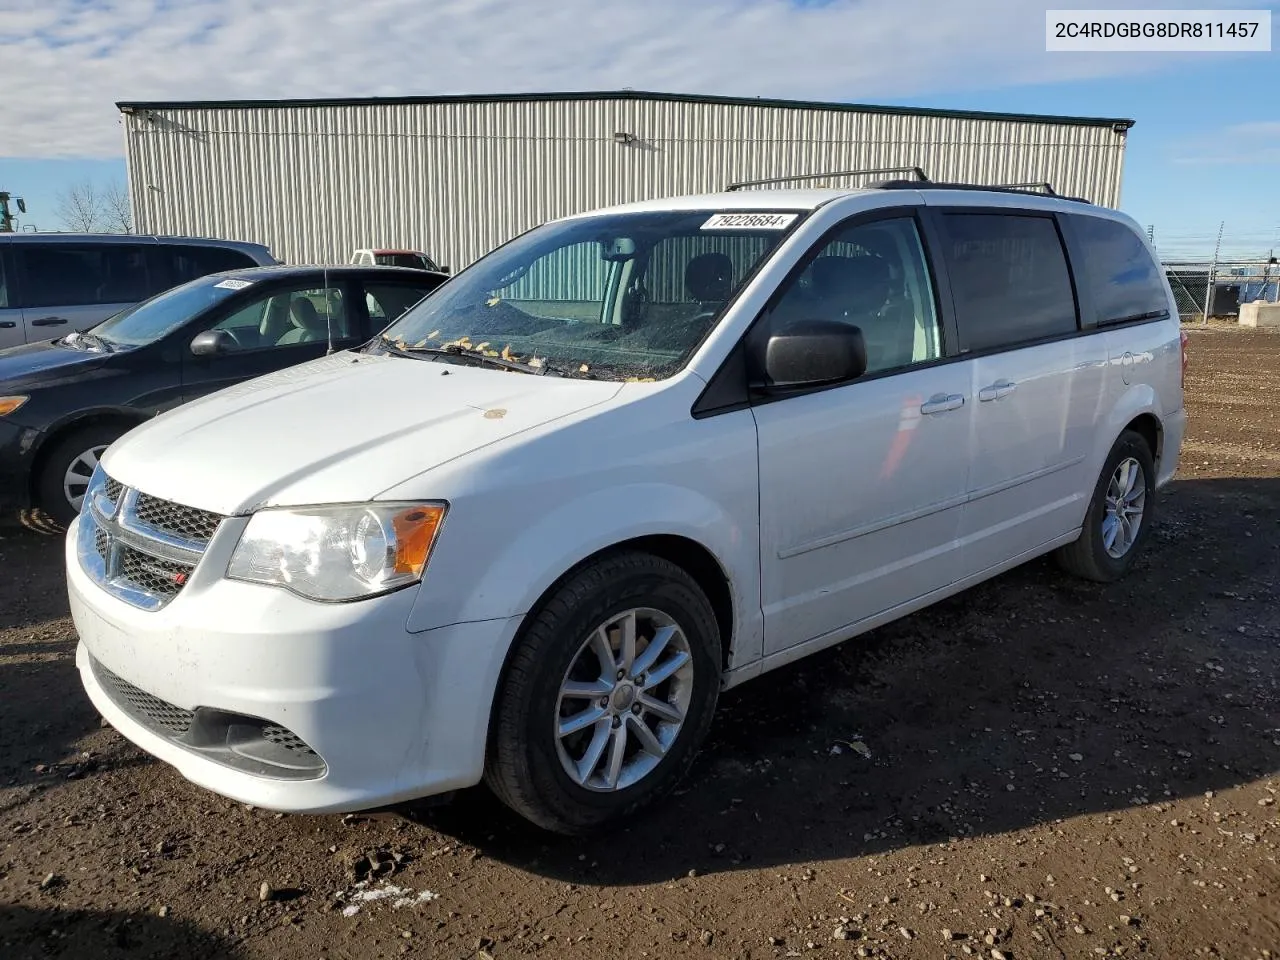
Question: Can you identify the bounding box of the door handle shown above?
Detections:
[0,321,15,329]
[920,393,965,415]
[31,316,68,327]
[978,380,1018,402]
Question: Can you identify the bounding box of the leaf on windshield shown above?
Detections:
[579,364,589,373]
[624,376,657,382]
[474,342,490,352]
[486,296,501,307]
[501,344,519,362]
[528,357,544,368]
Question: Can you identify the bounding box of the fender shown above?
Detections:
[1085,382,1162,498]
[405,480,762,664]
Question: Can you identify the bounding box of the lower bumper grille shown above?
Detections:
[92,658,326,781]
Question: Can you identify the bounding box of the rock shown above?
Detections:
[942,928,957,941]
[768,936,783,946]
[701,930,714,946]
[899,926,914,939]
[1259,797,1275,807]
[1068,753,1083,762]
[259,882,273,902]
[992,950,1008,960]
[832,924,859,941]
[39,873,61,890]
[687,869,698,878]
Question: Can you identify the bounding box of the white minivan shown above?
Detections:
[66,180,1187,834]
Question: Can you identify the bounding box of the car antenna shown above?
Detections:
[324,263,334,355]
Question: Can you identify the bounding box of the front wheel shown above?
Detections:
[484,551,721,835]
[1055,429,1156,582]
[35,424,124,527]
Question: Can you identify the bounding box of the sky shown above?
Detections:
[0,0,1277,259]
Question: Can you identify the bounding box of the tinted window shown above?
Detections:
[19,244,149,308]
[1070,215,1169,324]
[364,282,439,327]
[762,217,942,374]
[941,214,1077,352]
[0,252,9,309]
[164,244,258,287]
[375,253,435,270]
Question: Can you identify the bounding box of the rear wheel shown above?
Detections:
[484,551,721,835]
[1055,429,1156,582]
[35,424,125,526]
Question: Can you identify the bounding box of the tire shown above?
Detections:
[484,551,721,836]
[35,424,125,527]
[1055,429,1156,583]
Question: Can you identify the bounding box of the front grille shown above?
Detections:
[80,471,226,611]
[95,661,195,737]
[118,546,192,600]
[133,492,222,543]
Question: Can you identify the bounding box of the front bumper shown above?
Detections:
[0,420,38,512]
[67,515,521,813]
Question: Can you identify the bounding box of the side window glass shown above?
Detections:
[209,285,347,351]
[17,244,148,307]
[1070,215,1169,324]
[763,217,942,375]
[364,283,433,328]
[167,245,257,286]
[0,253,9,309]
[941,214,1078,352]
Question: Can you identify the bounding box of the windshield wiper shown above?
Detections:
[374,336,561,376]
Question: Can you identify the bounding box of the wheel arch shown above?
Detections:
[28,409,148,502]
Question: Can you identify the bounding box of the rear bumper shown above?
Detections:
[1158,406,1187,488]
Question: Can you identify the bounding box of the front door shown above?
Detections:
[180,280,359,401]
[753,213,972,657]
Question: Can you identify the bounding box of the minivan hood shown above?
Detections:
[103,352,623,515]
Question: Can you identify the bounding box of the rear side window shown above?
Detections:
[18,244,149,308]
[1069,215,1169,324]
[364,281,441,327]
[940,214,1078,353]
[0,252,10,308]
[162,244,258,288]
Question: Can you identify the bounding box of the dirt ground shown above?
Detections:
[1,327,1277,960]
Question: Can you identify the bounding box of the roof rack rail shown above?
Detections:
[872,179,1092,204]
[726,166,930,192]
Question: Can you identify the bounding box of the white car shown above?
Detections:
[67,181,1186,834]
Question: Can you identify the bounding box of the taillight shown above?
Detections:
[1180,329,1189,389]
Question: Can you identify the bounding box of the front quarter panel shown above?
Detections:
[395,386,763,668]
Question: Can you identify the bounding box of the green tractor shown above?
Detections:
[0,192,27,232]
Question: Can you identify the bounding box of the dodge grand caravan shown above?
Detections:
[67,181,1187,834]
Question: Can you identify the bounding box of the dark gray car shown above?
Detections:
[0,234,277,350]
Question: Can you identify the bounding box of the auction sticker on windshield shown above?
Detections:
[701,212,799,230]
[214,278,254,290]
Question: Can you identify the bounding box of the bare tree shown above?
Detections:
[55,179,104,232]
[54,178,132,233]
[103,179,133,234]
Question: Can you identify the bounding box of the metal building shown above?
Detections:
[117,90,1134,269]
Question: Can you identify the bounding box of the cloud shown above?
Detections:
[0,0,1230,158]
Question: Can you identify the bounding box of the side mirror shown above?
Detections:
[756,319,867,392]
[190,329,235,357]
[438,265,451,275]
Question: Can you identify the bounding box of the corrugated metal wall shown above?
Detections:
[122,96,1127,269]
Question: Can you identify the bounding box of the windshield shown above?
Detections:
[376,210,800,380]
[91,275,246,347]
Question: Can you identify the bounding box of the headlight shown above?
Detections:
[0,395,29,417]
[227,502,447,602]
